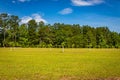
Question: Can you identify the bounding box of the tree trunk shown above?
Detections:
[15,33,16,47]
[3,28,5,47]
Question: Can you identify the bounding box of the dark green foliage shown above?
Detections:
[18,24,28,47]
[0,13,120,48]
[0,13,9,47]
[28,20,38,46]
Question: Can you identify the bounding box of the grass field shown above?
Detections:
[0,48,120,80]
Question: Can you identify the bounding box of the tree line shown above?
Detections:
[0,13,120,48]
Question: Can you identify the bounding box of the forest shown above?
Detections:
[0,13,120,48]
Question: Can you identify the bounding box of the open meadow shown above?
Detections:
[0,48,120,80]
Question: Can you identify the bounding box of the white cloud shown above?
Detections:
[21,16,32,24]
[20,14,47,24]
[59,8,73,15]
[18,0,30,2]
[71,0,104,6]
[32,14,47,23]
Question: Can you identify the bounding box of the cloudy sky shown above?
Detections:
[0,0,120,32]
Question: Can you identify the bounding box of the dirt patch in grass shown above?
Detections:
[60,75,77,80]
[105,77,120,80]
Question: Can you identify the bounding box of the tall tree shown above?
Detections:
[110,32,120,48]
[96,27,108,48]
[9,15,20,47]
[19,24,28,47]
[0,13,9,47]
[28,19,38,46]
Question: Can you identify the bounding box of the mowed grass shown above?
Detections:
[0,48,120,80]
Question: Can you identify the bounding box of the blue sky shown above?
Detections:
[0,0,120,32]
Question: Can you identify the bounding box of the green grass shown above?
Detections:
[0,48,120,80]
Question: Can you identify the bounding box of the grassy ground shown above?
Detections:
[0,48,120,80]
